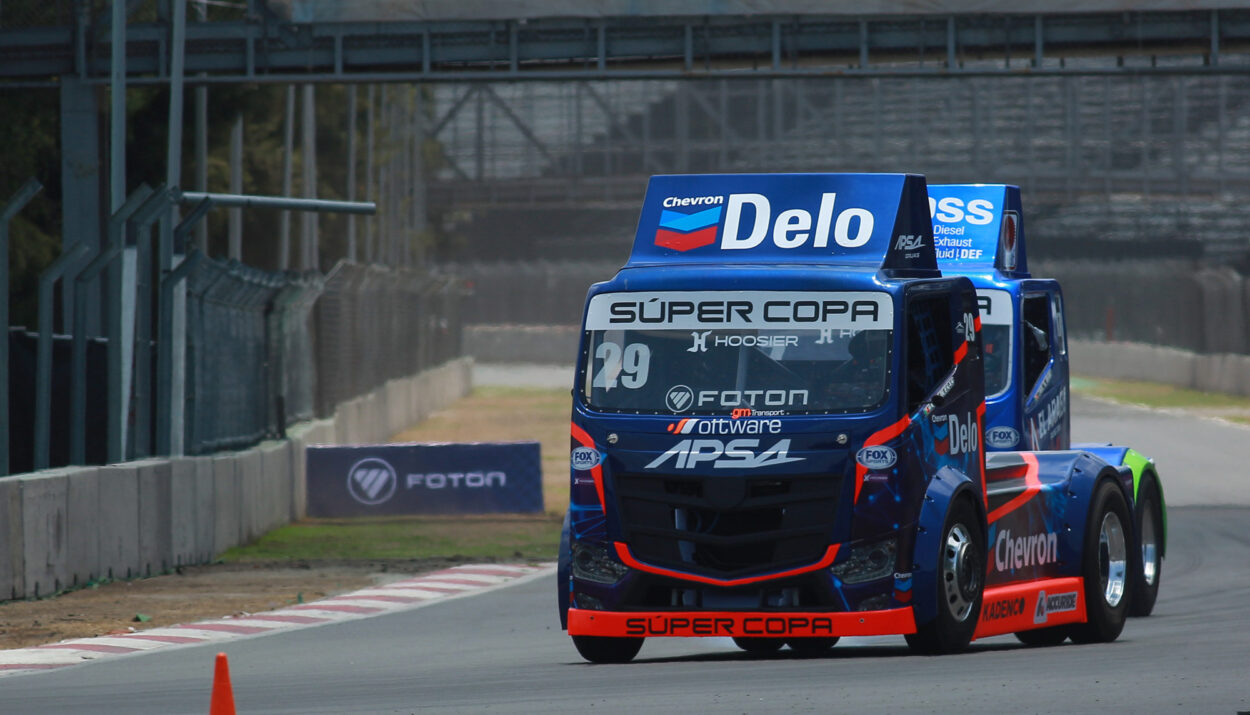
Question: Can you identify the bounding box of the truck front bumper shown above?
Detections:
[567,606,916,638]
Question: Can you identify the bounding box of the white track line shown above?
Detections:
[0,563,555,678]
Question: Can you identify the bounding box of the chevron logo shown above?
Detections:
[654,206,722,252]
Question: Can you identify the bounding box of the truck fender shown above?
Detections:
[557,509,571,630]
[1026,450,1135,578]
[910,466,987,628]
[1072,444,1166,557]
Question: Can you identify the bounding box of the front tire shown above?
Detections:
[1129,477,1163,617]
[905,497,984,655]
[732,637,786,654]
[788,637,839,655]
[572,636,644,663]
[1070,481,1131,644]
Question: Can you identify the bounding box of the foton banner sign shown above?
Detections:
[306,442,543,516]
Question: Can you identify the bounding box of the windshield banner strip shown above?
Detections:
[585,291,893,331]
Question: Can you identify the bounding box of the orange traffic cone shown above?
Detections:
[210,652,236,715]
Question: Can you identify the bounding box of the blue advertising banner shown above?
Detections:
[306,442,543,517]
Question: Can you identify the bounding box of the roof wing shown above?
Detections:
[627,173,939,277]
[927,184,1028,278]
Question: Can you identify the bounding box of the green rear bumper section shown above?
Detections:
[1122,448,1167,556]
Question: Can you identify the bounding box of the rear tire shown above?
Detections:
[572,636,644,663]
[1070,481,1131,644]
[1129,477,1163,617]
[905,497,984,655]
[1014,626,1070,647]
[733,637,786,653]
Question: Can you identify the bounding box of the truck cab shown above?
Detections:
[561,173,1139,663]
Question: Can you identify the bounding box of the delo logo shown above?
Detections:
[645,438,803,470]
[856,445,897,469]
[985,426,1020,449]
[571,446,602,470]
[1034,590,1079,624]
[941,412,980,456]
[667,417,782,436]
[346,457,398,506]
[994,528,1058,572]
[654,196,725,252]
[722,193,875,251]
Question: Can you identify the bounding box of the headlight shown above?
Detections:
[830,537,897,584]
[571,542,630,585]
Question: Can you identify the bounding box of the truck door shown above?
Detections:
[1020,289,1070,450]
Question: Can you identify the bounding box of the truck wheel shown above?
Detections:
[572,636,644,663]
[1069,481,1131,644]
[787,637,839,655]
[905,497,984,655]
[1129,477,1163,617]
[732,637,786,654]
[1014,626,1069,647]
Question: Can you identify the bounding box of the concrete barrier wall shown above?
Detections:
[464,324,578,365]
[0,357,472,602]
[1070,339,1250,396]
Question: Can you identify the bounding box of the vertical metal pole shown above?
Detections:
[228,114,243,260]
[365,84,375,263]
[1034,15,1044,68]
[158,201,210,456]
[1141,77,1150,197]
[946,16,957,69]
[676,82,688,173]
[129,193,171,460]
[1211,10,1220,66]
[347,84,358,262]
[1218,76,1226,195]
[35,243,90,470]
[1175,76,1188,197]
[59,77,101,337]
[279,85,295,270]
[859,20,869,69]
[474,85,485,181]
[412,86,426,267]
[718,78,728,170]
[771,20,780,71]
[194,0,208,253]
[1,179,42,475]
[301,84,318,270]
[70,184,152,466]
[111,0,126,213]
[167,0,187,195]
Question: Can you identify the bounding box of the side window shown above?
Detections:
[1021,294,1052,396]
[905,293,954,414]
[1050,292,1067,356]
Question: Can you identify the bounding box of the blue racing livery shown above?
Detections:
[559,173,1164,663]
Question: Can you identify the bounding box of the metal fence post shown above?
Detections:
[0,178,42,475]
[34,241,90,470]
[157,198,212,456]
[70,184,153,466]
[127,188,176,458]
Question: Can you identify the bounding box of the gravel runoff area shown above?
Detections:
[0,363,573,652]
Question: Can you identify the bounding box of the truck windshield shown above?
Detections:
[580,291,893,415]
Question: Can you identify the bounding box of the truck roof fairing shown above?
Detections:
[927,183,1029,279]
[627,173,939,278]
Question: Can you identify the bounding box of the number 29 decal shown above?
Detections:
[593,342,652,390]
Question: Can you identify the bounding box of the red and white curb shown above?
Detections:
[0,562,555,677]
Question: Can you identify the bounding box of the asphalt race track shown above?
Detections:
[2,394,1248,714]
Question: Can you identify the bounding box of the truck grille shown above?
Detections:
[615,472,841,580]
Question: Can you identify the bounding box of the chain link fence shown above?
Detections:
[314,261,464,418]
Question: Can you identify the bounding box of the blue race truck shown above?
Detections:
[927,184,1164,618]
[560,173,1142,662]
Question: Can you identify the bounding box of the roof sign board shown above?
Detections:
[627,173,938,276]
[927,184,1029,278]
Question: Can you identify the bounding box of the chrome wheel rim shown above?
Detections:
[1140,499,1159,587]
[941,523,980,622]
[1099,510,1128,608]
